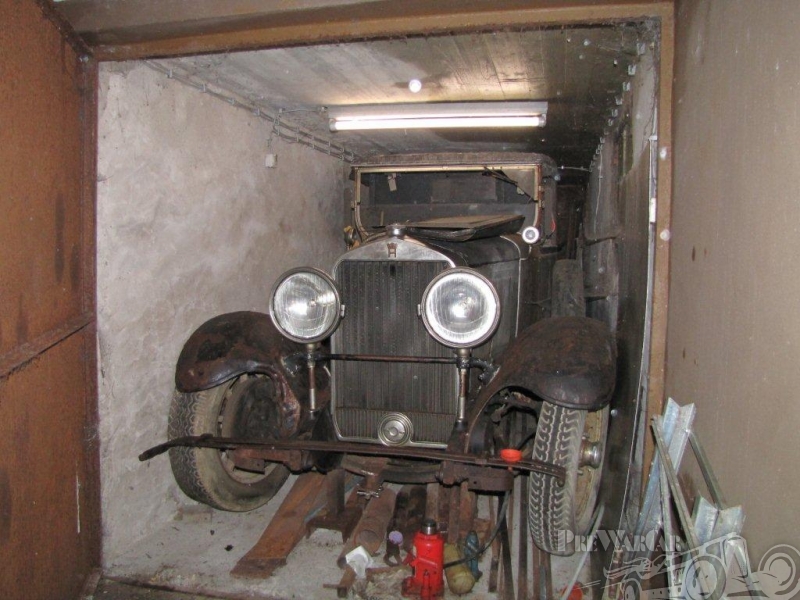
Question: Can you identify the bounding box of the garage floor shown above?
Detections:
[97,477,592,600]
[92,580,219,600]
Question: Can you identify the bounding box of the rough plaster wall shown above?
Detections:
[97,62,345,564]
[670,0,800,560]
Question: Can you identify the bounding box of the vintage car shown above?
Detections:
[145,153,617,556]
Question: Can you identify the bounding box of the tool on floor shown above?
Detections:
[464,530,482,580]
[328,484,397,597]
[402,519,445,599]
[385,530,404,566]
[444,542,476,594]
[337,486,397,569]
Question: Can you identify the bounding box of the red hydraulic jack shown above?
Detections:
[402,519,445,600]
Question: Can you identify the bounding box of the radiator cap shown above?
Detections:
[378,412,413,445]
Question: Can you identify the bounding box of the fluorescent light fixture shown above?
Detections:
[328,101,547,132]
[332,116,543,131]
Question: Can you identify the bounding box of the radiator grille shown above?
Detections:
[331,260,458,446]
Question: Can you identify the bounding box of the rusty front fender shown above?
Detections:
[175,311,328,407]
[467,316,616,427]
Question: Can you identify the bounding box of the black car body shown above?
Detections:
[146,152,617,555]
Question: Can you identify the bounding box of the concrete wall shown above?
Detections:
[670,0,800,560]
[97,63,345,563]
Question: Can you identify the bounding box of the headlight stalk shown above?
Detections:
[456,348,471,427]
[305,342,319,413]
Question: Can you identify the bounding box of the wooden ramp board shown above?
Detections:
[231,471,328,579]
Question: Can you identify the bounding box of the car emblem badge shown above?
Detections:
[387,242,397,258]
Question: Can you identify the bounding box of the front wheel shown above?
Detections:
[168,374,290,512]
[528,403,609,555]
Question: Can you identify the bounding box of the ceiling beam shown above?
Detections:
[56,0,378,33]
[55,0,672,61]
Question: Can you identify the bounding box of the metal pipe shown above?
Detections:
[300,352,496,373]
[688,430,727,509]
[306,342,318,412]
[327,353,457,365]
[458,367,469,422]
[337,487,396,568]
[456,348,471,424]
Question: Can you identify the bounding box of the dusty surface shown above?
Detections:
[96,62,346,565]
[152,27,643,166]
[102,477,589,600]
[92,579,220,600]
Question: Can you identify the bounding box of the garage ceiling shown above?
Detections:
[54,1,654,166]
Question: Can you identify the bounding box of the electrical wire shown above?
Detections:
[443,490,511,569]
[481,168,534,203]
[144,61,357,163]
[558,165,592,173]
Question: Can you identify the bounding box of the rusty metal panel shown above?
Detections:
[0,2,99,599]
[476,316,617,411]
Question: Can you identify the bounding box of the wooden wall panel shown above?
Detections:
[0,332,99,597]
[1,2,89,357]
[669,0,800,559]
[0,2,99,599]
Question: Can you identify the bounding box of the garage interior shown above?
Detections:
[2,1,799,600]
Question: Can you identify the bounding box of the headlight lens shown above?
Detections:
[421,268,500,348]
[270,268,341,343]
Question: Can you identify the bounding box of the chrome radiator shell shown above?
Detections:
[329,234,523,447]
[330,238,458,447]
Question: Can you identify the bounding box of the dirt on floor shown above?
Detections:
[91,579,223,600]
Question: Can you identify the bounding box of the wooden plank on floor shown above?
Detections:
[231,472,328,579]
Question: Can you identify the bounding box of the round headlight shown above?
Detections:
[421,268,501,348]
[270,268,341,343]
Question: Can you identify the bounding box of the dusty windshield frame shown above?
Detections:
[353,163,542,240]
